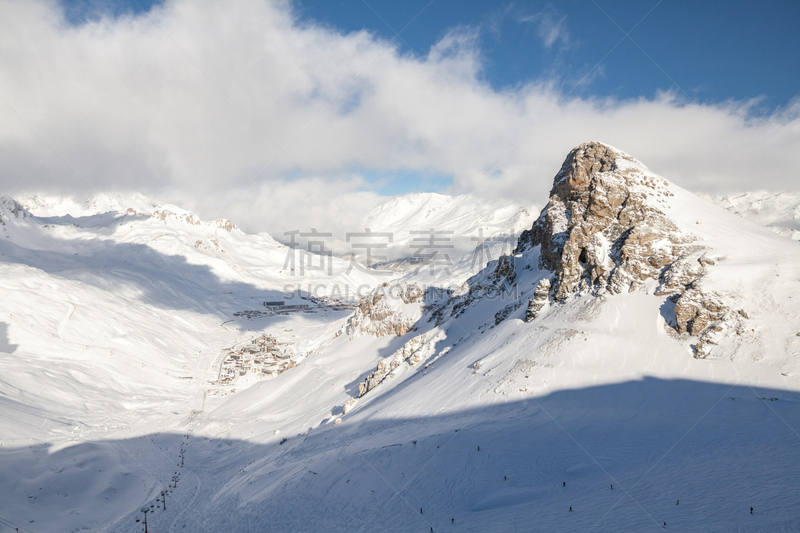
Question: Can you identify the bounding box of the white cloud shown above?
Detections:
[518,10,571,49]
[0,0,798,238]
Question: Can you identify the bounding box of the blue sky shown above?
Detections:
[298,0,800,109]
[63,0,800,109]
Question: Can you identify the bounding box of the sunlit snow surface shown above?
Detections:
[706,191,800,241]
[1,182,800,532]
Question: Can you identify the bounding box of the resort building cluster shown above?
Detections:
[216,334,297,384]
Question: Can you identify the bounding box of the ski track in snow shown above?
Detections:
[57,301,75,342]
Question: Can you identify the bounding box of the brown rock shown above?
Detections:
[516,141,740,354]
[525,278,551,322]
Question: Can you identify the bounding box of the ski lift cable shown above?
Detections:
[0,514,39,533]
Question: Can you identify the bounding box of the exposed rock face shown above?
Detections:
[121,206,238,232]
[347,282,423,338]
[491,254,516,283]
[430,254,519,325]
[674,285,727,335]
[0,196,31,225]
[397,283,425,304]
[495,301,523,325]
[517,142,699,301]
[525,278,551,322]
[357,330,445,397]
[342,397,358,414]
[517,141,740,356]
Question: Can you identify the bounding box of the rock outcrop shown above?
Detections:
[357,330,445,397]
[516,142,699,300]
[525,278,551,321]
[0,196,31,225]
[491,254,516,283]
[516,142,740,356]
[346,282,424,338]
[430,254,519,325]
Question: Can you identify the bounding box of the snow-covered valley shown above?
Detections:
[2,144,800,532]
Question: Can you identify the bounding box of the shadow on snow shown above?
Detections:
[0,219,327,320]
[2,377,800,532]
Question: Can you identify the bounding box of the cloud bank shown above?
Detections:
[1,0,798,237]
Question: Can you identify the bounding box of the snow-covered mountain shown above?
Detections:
[705,190,800,241]
[363,192,534,263]
[293,192,536,285]
[0,192,379,445]
[2,144,800,533]
[12,192,380,292]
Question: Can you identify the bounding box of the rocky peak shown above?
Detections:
[517,142,740,357]
[518,141,697,301]
[551,142,620,198]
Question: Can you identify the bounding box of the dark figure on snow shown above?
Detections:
[676,500,679,505]
[452,518,454,524]
[610,484,613,489]
[563,481,566,487]
[751,507,753,514]
[504,476,507,481]
[420,508,423,514]
[569,507,572,512]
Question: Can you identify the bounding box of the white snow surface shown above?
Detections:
[356,192,536,285]
[705,190,800,241]
[2,160,800,533]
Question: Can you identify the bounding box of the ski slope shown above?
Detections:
[2,148,800,532]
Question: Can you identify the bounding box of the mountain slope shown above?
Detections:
[169,142,800,532]
[0,194,380,445]
[2,145,800,532]
[360,192,536,285]
[705,190,800,241]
